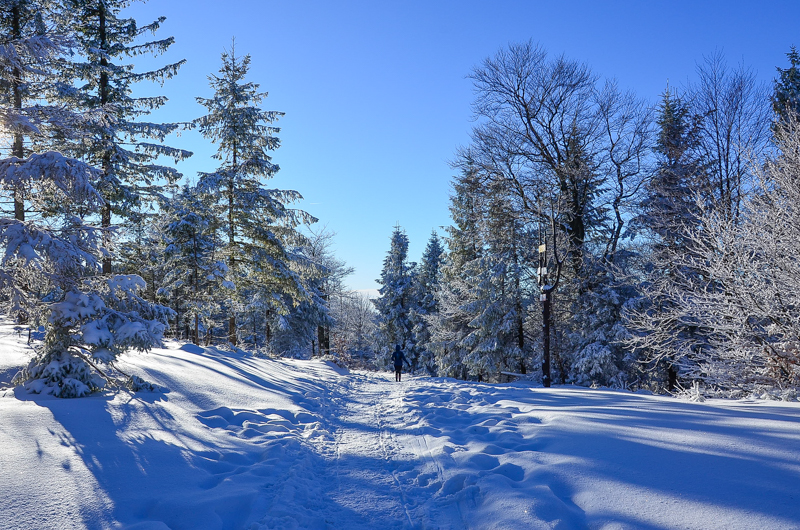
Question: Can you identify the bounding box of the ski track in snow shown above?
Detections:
[3,335,800,530]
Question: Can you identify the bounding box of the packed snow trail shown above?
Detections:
[253,370,463,529]
[321,373,417,527]
[3,337,800,529]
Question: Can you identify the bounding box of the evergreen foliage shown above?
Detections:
[2,17,798,399]
[17,275,172,397]
[195,44,316,345]
[426,169,483,379]
[638,89,703,247]
[0,2,171,397]
[568,260,639,387]
[270,229,351,358]
[50,0,191,273]
[773,46,800,125]
[624,89,708,390]
[410,230,443,373]
[158,184,227,345]
[374,226,417,367]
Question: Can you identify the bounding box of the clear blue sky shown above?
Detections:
[126,0,799,292]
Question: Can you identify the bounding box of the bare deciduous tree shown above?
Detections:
[625,118,800,393]
[690,51,771,221]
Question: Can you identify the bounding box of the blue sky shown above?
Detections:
[126,0,800,292]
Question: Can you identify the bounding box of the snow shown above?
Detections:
[2,324,800,529]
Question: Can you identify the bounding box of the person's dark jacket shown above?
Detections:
[391,346,409,369]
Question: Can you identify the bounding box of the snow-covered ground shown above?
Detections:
[2,327,800,530]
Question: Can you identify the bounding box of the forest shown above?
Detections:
[2,0,799,399]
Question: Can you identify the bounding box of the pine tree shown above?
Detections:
[195,44,315,345]
[569,258,640,388]
[0,1,172,397]
[455,179,533,381]
[117,205,165,304]
[269,229,351,357]
[0,0,74,321]
[626,118,800,394]
[0,152,173,397]
[558,123,606,277]
[374,226,417,367]
[0,153,103,320]
[638,89,703,249]
[52,0,191,273]
[773,46,800,125]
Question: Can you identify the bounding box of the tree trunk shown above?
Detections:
[10,3,25,222]
[228,315,236,345]
[667,365,678,392]
[99,2,113,275]
[264,309,271,345]
[317,325,329,356]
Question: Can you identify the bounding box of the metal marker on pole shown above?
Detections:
[538,243,551,388]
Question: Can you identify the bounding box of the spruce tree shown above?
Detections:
[453,179,532,381]
[774,46,800,125]
[374,226,417,367]
[195,44,315,345]
[624,88,708,391]
[411,230,444,373]
[569,259,639,387]
[0,0,73,320]
[256,230,346,355]
[53,0,191,273]
[0,0,172,397]
[158,184,227,345]
[639,89,703,249]
[0,0,70,223]
[0,152,173,397]
[426,169,483,379]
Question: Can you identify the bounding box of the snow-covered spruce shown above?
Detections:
[194,43,316,346]
[374,226,418,367]
[158,184,227,346]
[410,230,444,374]
[0,152,104,317]
[48,0,191,275]
[17,275,171,397]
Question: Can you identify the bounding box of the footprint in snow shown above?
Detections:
[465,453,500,470]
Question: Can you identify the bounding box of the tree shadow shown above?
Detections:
[405,381,800,529]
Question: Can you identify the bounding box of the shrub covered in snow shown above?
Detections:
[15,275,172,397]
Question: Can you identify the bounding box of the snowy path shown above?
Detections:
[3,337,800,530]
[253,371,478,529]
[323,374,417,527]
[282,371,570,530]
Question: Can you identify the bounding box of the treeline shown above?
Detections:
[373,42,800,398]
[4,1,799,399]
[0,0,367,396]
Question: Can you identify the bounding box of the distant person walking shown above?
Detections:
[391,345,411,382]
